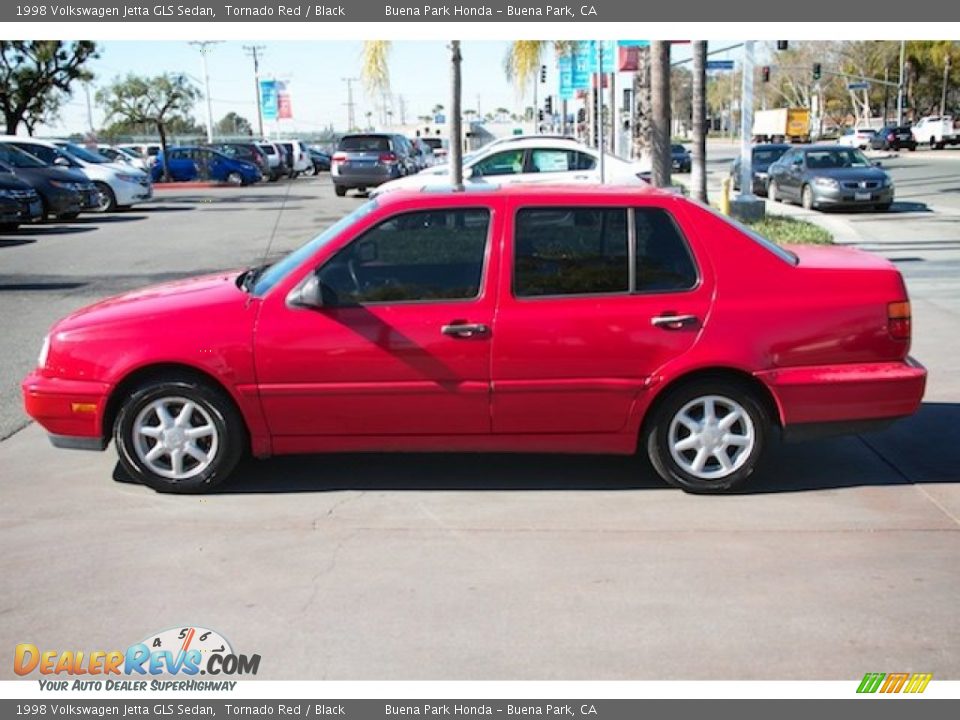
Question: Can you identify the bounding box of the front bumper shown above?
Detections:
[756,358,926,427]
[811,185,894,207]
[114,180,153,206]
[22,370,112,447]
[0,192,43,223]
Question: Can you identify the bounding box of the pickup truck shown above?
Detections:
[911,116,960,149]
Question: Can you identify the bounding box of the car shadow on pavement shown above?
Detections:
[9,226,97,237]
[0,238,37,248]
[166,194,317,205]
[110,402,959,496]
[137,205,196,213]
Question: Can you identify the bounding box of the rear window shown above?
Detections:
[422,138,443,150]
[259,144,276,155]
[339,135,391,152]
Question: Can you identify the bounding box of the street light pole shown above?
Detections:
[942,53,952,117]
[738,40,755,201]
[189,41,221,143]
[896,40,906,125]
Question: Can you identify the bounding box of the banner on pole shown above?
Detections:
[558,55,574,100]
[260,80,278,120]
[276,81,292,120]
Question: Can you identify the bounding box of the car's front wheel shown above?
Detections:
[645,380,770,493]
[226,171,245,186]
[94,182,117,212]
[801,184,816,211]
[114,377,245,493]
[768,180,780,203]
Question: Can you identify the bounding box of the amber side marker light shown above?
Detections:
[71,403,98,414]
[888,301,912,340]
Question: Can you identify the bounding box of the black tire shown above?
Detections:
[334,185,347,197]
[0,222,19,232]
[94,182,117,212]
[114,377,245,493]
[875,202,892,212]
[57,212,80,221]
[768,180,780,203]
[645,379,771,494]
[801,184,815,211]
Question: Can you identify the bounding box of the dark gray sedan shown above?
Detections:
[767,145,894,212]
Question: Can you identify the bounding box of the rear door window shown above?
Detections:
[634,208,698,292]
[514,208,628,296]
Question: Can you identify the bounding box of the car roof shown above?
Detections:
[0,135,58,147]
[378,183,673,205]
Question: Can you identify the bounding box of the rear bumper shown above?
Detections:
[22,371,111,447]
[756,358,926,427]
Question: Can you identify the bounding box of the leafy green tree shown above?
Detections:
[0,41,99,135]
[96,74,200,181]
[215,112,253,136]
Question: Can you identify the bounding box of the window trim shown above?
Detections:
[511,205,702,301]
[312,206,495,308]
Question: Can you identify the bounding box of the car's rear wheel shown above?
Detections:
[94,182,117,212]
[334,185,347,197]
[768,180,780,203]
[114,378,245,493]
[226,171,245,186]
[646,380,770,493]
[801,184,815,210]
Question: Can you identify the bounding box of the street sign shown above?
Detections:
[847,82,869,90]
[558,54,574,100]
[618,40,649,47]
[259,80,278,120]
[706,60,735,70]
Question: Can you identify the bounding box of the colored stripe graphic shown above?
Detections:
[857,672,932,694]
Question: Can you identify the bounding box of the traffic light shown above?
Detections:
[813,63,822,80]
[761,66,770,83]
[538,109,544,122]
[544,96,553,114]
[540,65,547,83]
[776,41,789,51]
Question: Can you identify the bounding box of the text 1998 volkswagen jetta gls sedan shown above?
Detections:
[22,186,926,494]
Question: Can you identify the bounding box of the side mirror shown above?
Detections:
[54,156,70,167]
[872,160,883,167]
[287,273,324,309]
[469,165,482,179]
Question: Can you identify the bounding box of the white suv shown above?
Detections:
[0,137,151,212]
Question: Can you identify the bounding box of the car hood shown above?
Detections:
[0,172,34,191]
[52,271,247,333]
[9,165,89,185]
[806,167,888,181]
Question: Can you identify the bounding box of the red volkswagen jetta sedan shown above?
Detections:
[22,186,926,494]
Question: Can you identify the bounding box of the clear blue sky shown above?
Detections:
[43,40,723,136]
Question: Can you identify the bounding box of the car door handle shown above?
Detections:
[441,323,489,338]
[651,314,698,330]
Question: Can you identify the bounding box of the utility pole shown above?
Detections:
[942,53,952,117]
[597,41,605,183]
[342,77,359,132]
[738,40,755,200]
[189,41,221,143]
[83,82,94,134]
[244,45,266,138]
[896,40,906,125]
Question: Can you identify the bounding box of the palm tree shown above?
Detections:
[362,41,464,186]
[503,41,577,133]
[691,41,708,202]
[650,41,672,188]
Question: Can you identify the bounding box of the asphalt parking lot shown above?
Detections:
[1,168,959,680]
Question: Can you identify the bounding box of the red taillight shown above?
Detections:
[379,152,397,164]
[332,152,347,164]
[888,301,912,341]
[887,133,895,141]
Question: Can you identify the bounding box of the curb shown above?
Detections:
[152,182,242,190]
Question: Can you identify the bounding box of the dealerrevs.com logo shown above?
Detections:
[14,627,260,691]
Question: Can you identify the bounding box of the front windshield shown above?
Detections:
[806,148,871,169]
[252,200,378,296]
[0,144,48,169]
[61,143,111,164]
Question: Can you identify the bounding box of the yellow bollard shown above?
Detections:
[720,176,732,215]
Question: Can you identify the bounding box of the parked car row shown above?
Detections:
[836,116,960,151]
[0,139,151,232]
[149,140,331,186]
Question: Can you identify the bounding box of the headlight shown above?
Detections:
[38,335,50,368]
[0,188,15,198]
[48,180,75,190]
[812,176,839,189]
[754,171,768,179]
[881,176,894,188]
[115,173,142,184]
